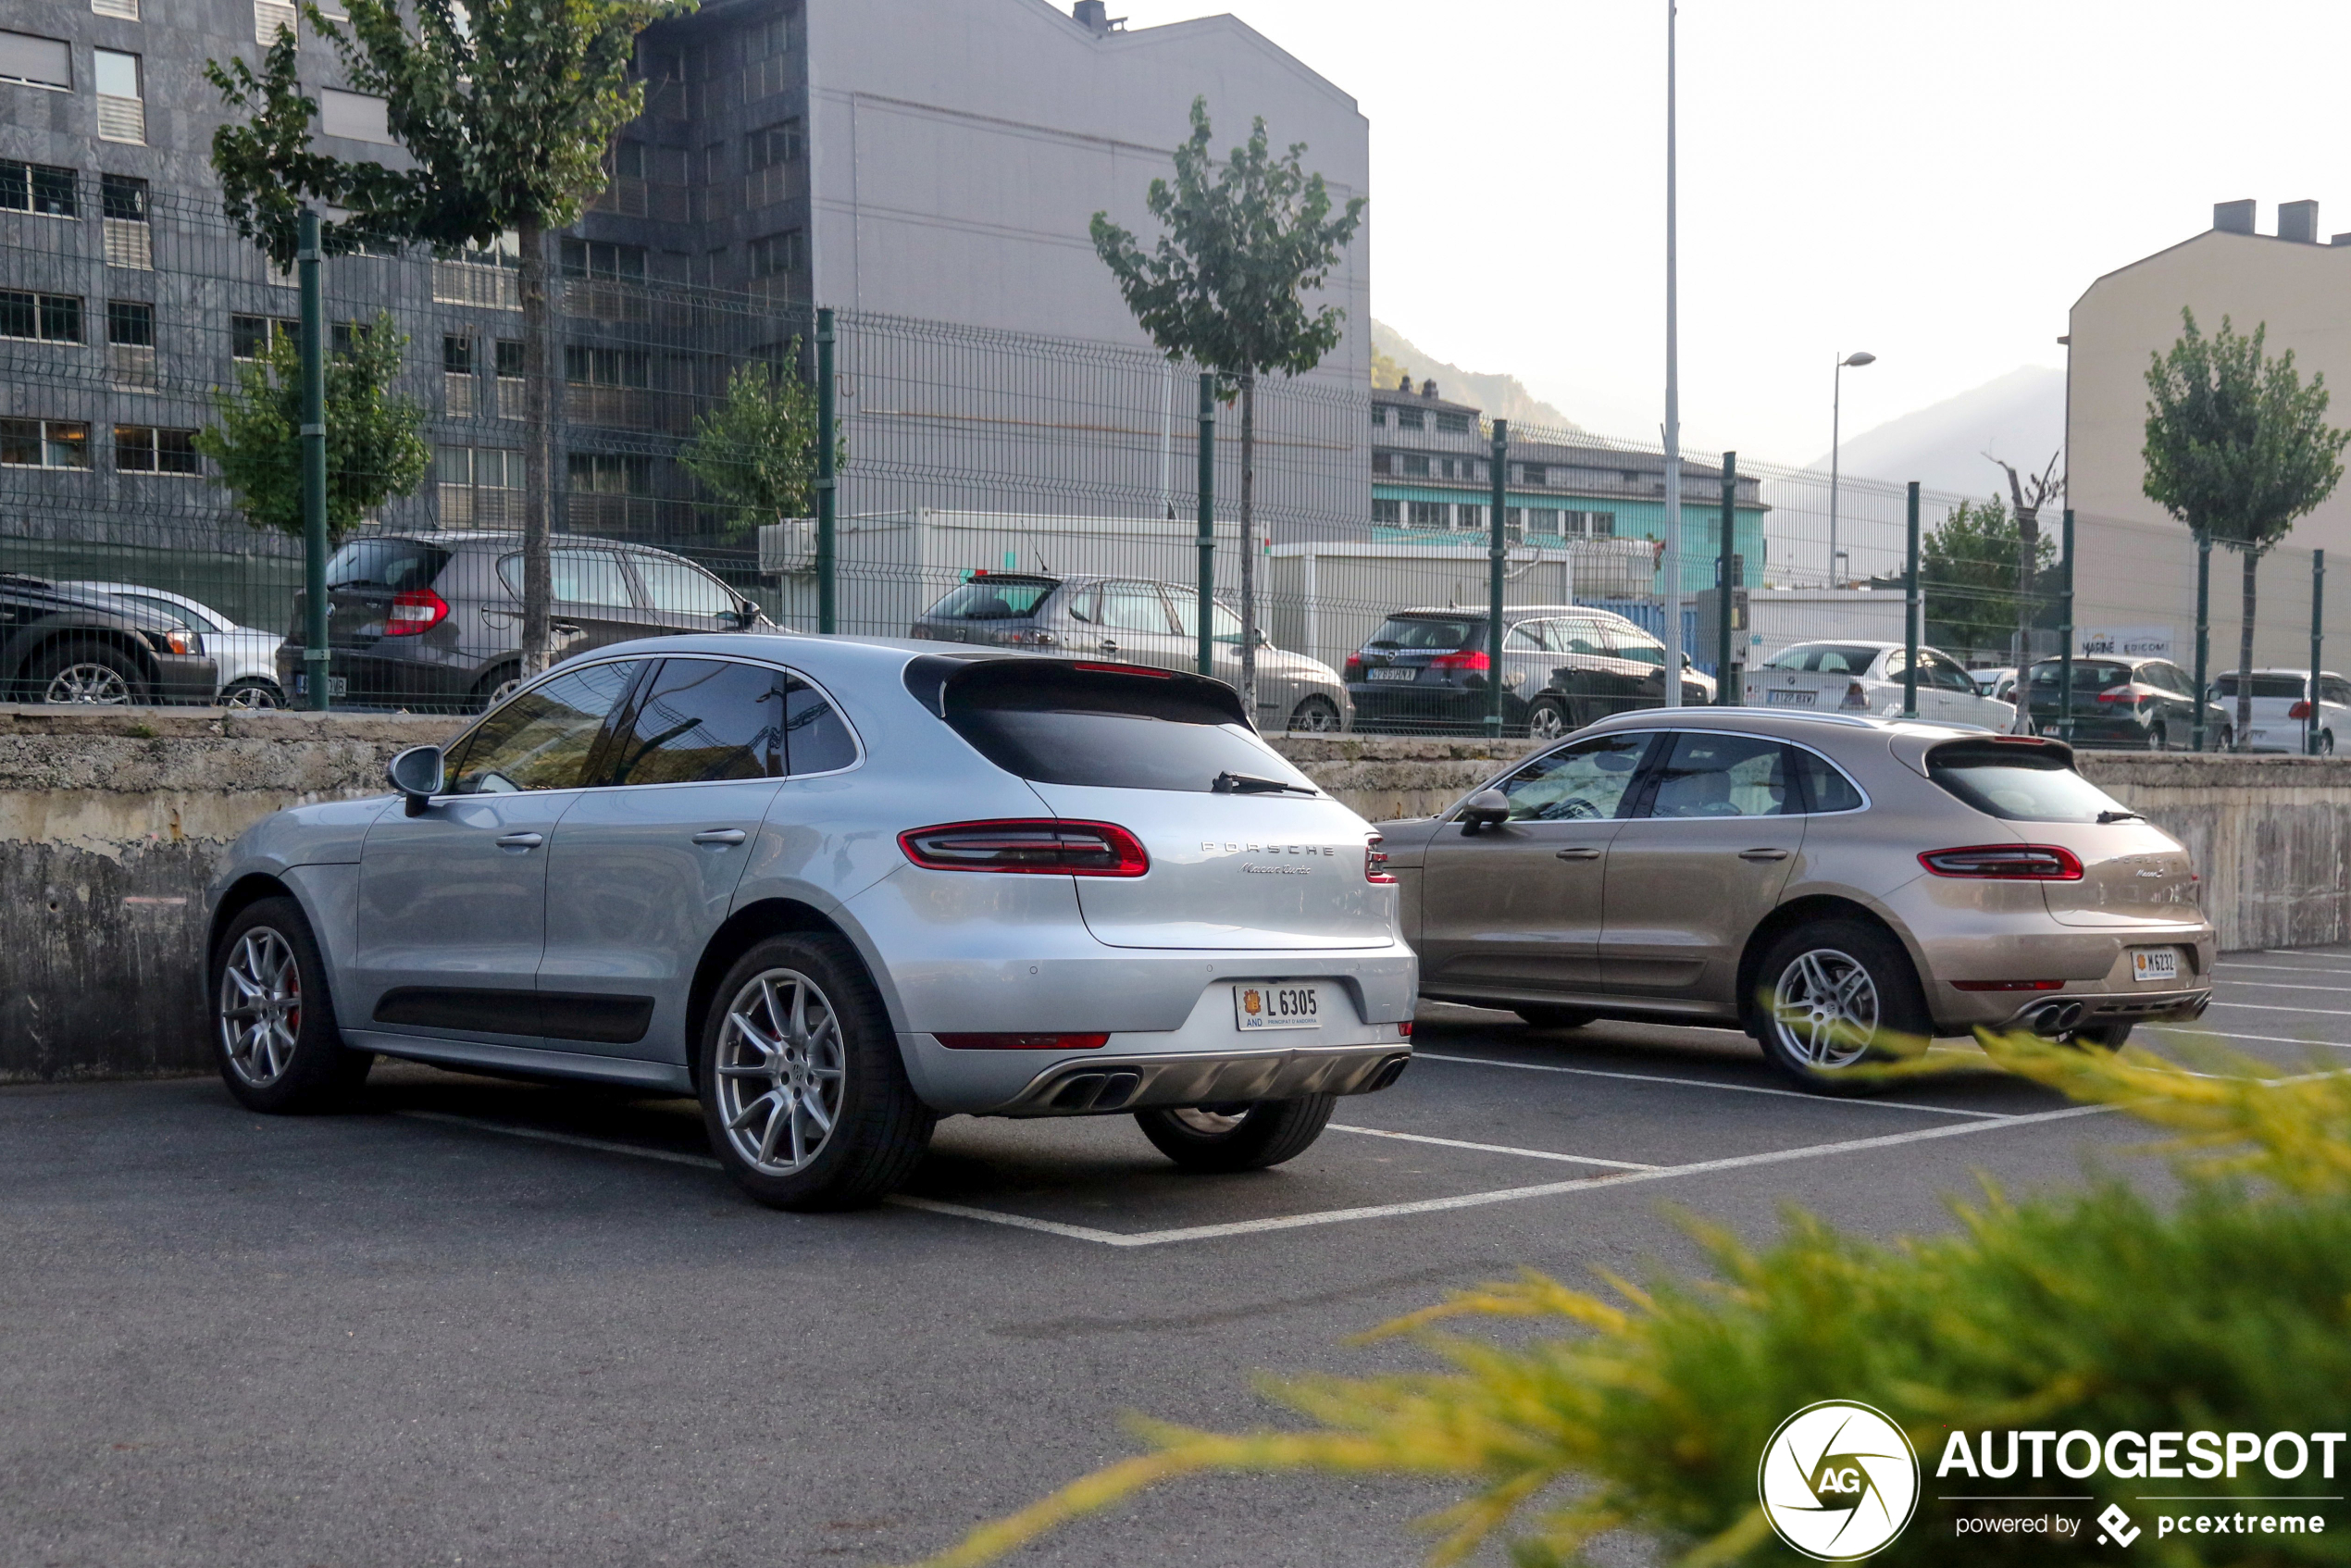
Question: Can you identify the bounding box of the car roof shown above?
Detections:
[354,530,702,560]
[1383,604,1639,625]
[1579,706,1984,741]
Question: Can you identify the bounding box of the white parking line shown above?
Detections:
[2212,980,2351,994]
[2152,1027,2351,1050]
[1412,1052,2015,1118]
[2218,962,2351,977]
[397,1110,721,1168]
[2261,949,2351,958]
[2206,1000,2351,1018]
[1326,1123,1660,1170]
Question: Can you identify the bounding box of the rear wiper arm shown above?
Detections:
[2097,808,2145,823]
[1213,770,1316,796]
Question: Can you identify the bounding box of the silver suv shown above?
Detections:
[1377,709,2213,1089]
[204,638,1415,1208]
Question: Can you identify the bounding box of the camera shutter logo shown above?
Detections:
[1757,1401,1920,1561]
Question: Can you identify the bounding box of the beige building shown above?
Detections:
[2065,200,2351,670]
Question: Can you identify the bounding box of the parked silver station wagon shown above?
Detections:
[205,637,1415,1208]
[1377,709,2214,1089]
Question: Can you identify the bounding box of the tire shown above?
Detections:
[1524,697,1571,741]
[210,896,373,1113]
[220,677,286,711]
[1514,1004,1592,1029]
[1750,918,1930,1094]
[697,933,935,1210]
[33,640,150,705]
[2207,725,2233,753]
[471,661,523,713]
[2146,722,2167,753]
[1135,1096,1336,1173]
[2068,1021,2133,1049]
[1287,694,1343,734]
[2321,730,2336,757]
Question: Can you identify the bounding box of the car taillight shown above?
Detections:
[2289,699,2313,719]
[1429,649,1489,672]
[898,819,1150,877]
[1365,834,1396,884]
[934,1032,1109,1050]
[1343,653,1364,681]
[1007,628,1058,648]
[2096,687,2139,704]
[1396,1020,1413,1038]
[1840,680,1868,709]
[1919,844,2084,880]
[385,587,450,636]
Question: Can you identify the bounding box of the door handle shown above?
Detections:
[1554,846,1602,861]
[692,828,748,847]
[494,831,544,851]
[1738,847,1790,861]
[1101,640,1119,653]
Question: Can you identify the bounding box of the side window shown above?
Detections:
[1503,621,1546,652]
[635,554,738,617]
[1790,747,1866,814]
[2153,664,2194,696]
[2323,677,2351,708]
[605,658,785,785]
[1484,731,1651,822]
[1880,650,1907,678]
[443,660,641,794]
[781,675,858,774]
[553,548,636,607]
[1556,620,1604,655]
[1925,652,1975,692]
[1639,731,1792,819]
[1098,581,1176,633]
[1064,586,1100,625]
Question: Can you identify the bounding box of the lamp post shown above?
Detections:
[1661,0,1683,705]
[1827,350,1875,587]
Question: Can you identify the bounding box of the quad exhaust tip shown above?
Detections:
[2025,1000,2086,1036]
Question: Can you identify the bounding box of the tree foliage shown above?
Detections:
[678,356,834,541]
[193,312,430,543]
[1921,496,2056,656]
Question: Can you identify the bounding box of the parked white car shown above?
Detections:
[1973,666,2017,702]
[1748,641,2016,729]
[61,583,286,708]
[2209,668,2351,754]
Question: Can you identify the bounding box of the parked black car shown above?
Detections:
[276,532,769,710]
[2022,654,2231,749]
[2,572,218,703]
[1344,604,1713,736]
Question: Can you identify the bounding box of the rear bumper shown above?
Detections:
[1346,681,1488,731]
[983,1042,1412,1115]
[150,653,220,703]
[1914,920,2217,1034]
[278,644,483,707]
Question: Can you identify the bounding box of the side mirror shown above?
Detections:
[728,599,761,629]
[387,744,445,816]
[1458,788,1511,835]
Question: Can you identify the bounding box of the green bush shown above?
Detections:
[913,1038,2351,1567]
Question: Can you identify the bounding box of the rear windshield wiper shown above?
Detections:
[1213,770,1317,796]
[2096,808,2145,824]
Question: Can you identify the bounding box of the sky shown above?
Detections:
[1110,0,2351,467]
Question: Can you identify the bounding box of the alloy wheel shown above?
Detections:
[1288,697,1341,734]
[218,927,303,1087]
[1768,947,1880,1069]
[44,663,132,704]
[714,968,847,1176]
[1526,702,1569,740]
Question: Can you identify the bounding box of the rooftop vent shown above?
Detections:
[1397,372,1412,392]
[1072,1,1124,34]
[1419,378,1438,399]
[2213,199,2256,235]
[2280,199,2320,243]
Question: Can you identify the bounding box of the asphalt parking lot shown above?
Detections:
[7,950,2350,1568]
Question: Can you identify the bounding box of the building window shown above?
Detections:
[442,334,473,375]
[0,291,82,342]
[1435,411,1470,435]
[560,238,646,280]
[1394,405,1424,432]
[330,318,377,355]
[1518,463,1548,485]
[437,444,524,524]
[567,451,652,492]
[101,172,150,268]
[1526,506,1560,535]
[93,49,144,143]
[0,418,92,469]
[254,0,297,45]
[115,425,198,474]
[319,87,392,143]
[1370,404,1387,428]
[747,119,802,169]
[1456,504,1482,530]
[93,0,142,19]
[433,230,520,308]
[0,31,74,91]
[106,297,155,389]
[748,230,802,278]
[1400,454,1429,478]
[1371,498,1400,526]
[1370,452,1392,476]
[1406,500,1445,529]
[230,313,296,359]
[563,345,650,387]
[2,159,79,218]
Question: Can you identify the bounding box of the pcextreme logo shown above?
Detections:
[1759,1401,1922,1561]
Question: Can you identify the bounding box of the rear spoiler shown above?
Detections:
[901,653,1250,726]
[1893,730,2077,778]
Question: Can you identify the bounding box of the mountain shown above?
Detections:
[1812,366,2066,499]
[1370,320,1583,434]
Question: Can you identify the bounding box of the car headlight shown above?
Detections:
[144,628,193,655]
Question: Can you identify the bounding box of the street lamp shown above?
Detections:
[1661,0,1684,705]
[1828,350,1875,587]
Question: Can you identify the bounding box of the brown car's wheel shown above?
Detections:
[1751,919,1930,1095]
[1136,1097,1335,1173]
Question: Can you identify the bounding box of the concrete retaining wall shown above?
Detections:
[6,706,2347,1081]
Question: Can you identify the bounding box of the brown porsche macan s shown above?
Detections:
[1377,708,2214,1089]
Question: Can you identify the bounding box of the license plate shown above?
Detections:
[2132,948,2182,984]
[1765,687,1817,706]
[1234,982,1323,1031]
[1367,667,1417,682]
[292,674,347,700]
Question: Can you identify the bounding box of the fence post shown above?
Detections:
[815,307,837,636]
[296,207,330,712]
[2057,508,2075,741]
[2193,531,2210,752]
[1903,481,1920,719]
[2312,549,2327,756]
[1716,450,1736,704]
[1196,372,1215,678]
[1486,419,1508,737]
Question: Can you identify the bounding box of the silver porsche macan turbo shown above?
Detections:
[205,638,1415,1209]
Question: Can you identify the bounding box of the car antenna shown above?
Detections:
[1035,548,1051,576]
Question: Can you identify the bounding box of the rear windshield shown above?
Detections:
[2209,673,2306,700]
[928,661,1317,795]
[2029,660,2132,688]
[1762,643,1880,674]
[1367,616,1478,651]
[924,577,1056,621]
[1925,741,2128,823]
[327,538,449,591]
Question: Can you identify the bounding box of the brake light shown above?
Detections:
[1365,834,1396,884]
[1396,1020,1413,1038]
[1071,662,1172,678]
[2290,700,2313,719]
[1841,680,1868,709]
[899,819,1150,877]
[935,1032,1109,1050]
[2096,687,2139,704]
[1429,649,1489,672]
[1919,844,2084,880]
[1343,653,1364,681]
[384,587,450,636]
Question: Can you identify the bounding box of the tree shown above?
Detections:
[205,1,684,673]
[2144,309,2348,744]
[1090,97,1365,713]
[193,312,430,545]
[1984,450,2061,676]
[1920,495,2055,657]
[678,356,831,542]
